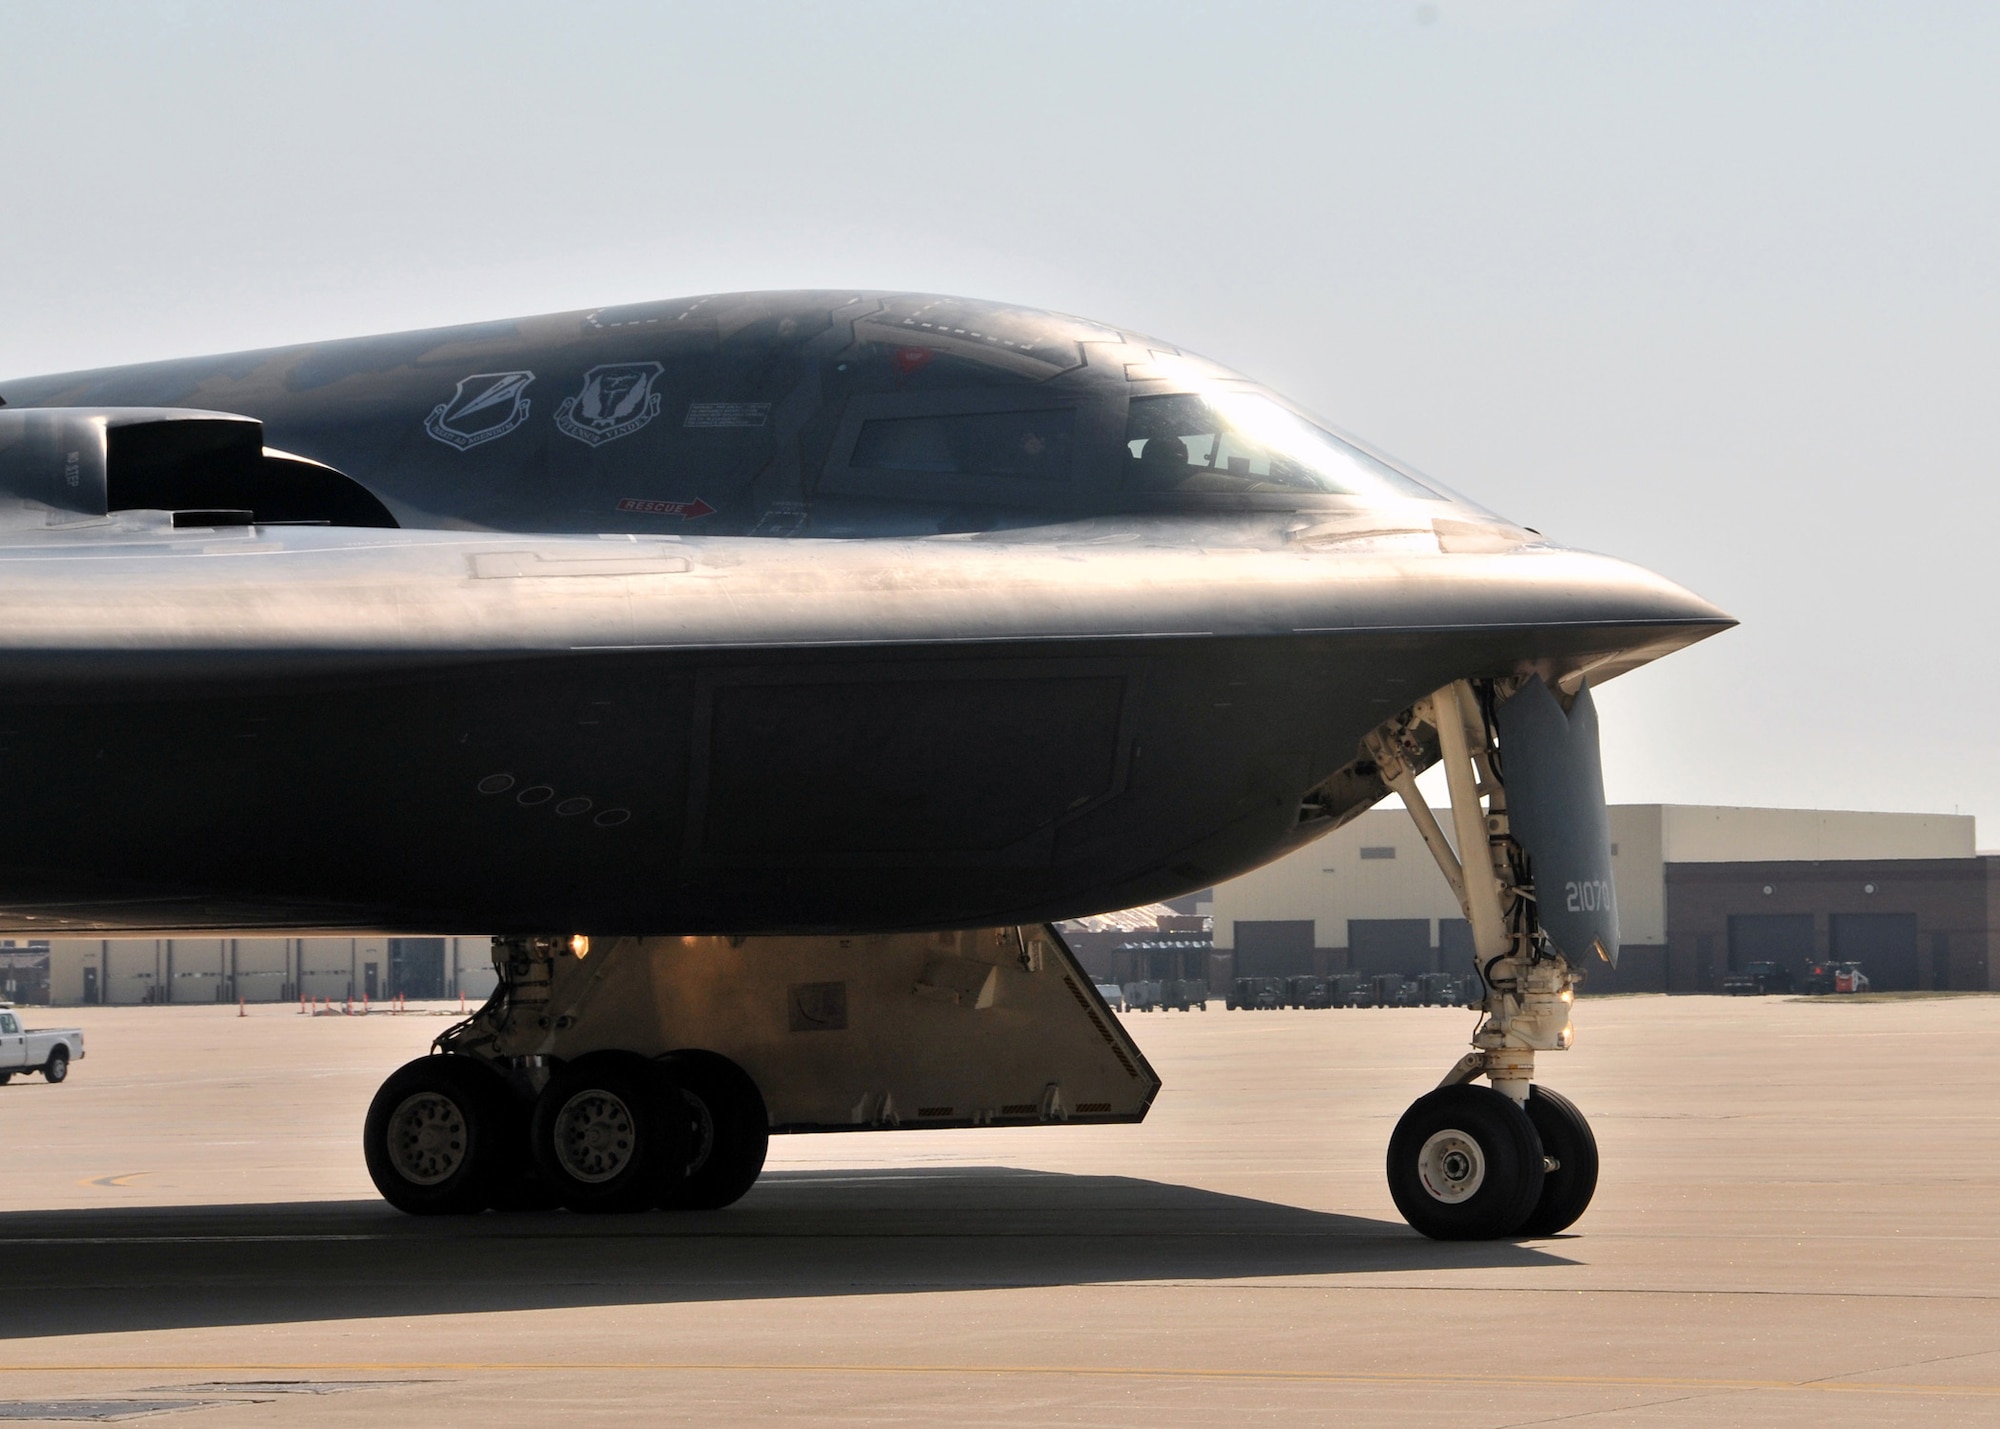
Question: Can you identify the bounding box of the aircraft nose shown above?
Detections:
[1476,544,1736,679]
[1575,547,1733,631]
[1429,515,1733,632]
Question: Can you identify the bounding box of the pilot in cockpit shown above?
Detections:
[1128,433,1192,491]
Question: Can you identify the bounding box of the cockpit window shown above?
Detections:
[851,408,1074,481]
[1125,392,1443,500]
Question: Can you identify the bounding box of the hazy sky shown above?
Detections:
[4,1,1995,840]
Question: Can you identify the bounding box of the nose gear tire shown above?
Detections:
[1387,1084,1546,1240]
[657,1050,770,1211]
[1517,1085,1599,1237]
[363,1055,513,1215]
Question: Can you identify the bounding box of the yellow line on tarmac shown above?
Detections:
[0,1363,1995,1398]
[77,1172,148,1188]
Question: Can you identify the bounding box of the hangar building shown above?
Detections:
[15,806,1993,1004]
[34,936,498,1006]
[1210,805,1995,994]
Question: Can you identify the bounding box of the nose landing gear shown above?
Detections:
[1369,677,1614,1239]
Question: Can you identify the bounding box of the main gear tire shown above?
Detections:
[658,1050,769,1211]
[1387,1083,1546,1241]
[531,1052,688,1214]
[470,1078,555,1213]
[364,1055,515,1215]
[1516,1085,1599,1237]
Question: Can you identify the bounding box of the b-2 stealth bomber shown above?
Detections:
[0,292,1730,1238]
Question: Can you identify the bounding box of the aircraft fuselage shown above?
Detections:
[0,292,1728,934]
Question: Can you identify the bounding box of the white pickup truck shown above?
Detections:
[0,1007,83,1084]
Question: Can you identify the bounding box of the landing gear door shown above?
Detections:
[1495,677,1620,968]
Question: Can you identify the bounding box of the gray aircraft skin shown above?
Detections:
[0,291,1730,937]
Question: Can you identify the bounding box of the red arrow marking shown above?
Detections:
[616,496,715,519]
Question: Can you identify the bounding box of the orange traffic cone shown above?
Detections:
[238,997,246,1018]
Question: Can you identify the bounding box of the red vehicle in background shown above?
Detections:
[1802,961,1871,995]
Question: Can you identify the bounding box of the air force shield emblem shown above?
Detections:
[424,371,535,450]
[555,362,665,447]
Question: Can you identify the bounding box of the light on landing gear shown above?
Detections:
[569,935,591,957]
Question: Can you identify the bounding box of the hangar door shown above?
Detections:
[1727,914,1815,982]
[1830,913,1919,991]
[1233,920,1315,978]
[1438,919,1475,971]
[1349,919,1433,978]
[388,938,445,1000]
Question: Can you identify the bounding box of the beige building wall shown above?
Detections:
[1209,808,1664,952]
[1209,804,1970,953]
[232,938,292,1001]
[166,939,229,1003]
[47,939,177,1005]
[47,941,96,1006]
[297,938,384,1002]
[1210,809,1460,951]
[1658,807,1973,862]
[1610,807,1668,946]
[454,939,500,1001]
[48,938,286,1004]
[46,936,498,1005]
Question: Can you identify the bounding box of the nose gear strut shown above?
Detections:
[1367,678,1602,1238]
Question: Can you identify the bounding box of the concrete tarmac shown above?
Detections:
[0,994,1996,1426]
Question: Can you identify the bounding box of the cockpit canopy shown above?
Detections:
[850,407,1074,483]
[1125,391,1444,502]
[0,291,1490,537]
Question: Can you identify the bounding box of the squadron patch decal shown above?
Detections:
[424,371,535,450]
[555,362,665,447]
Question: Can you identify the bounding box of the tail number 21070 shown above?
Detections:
[1566,879,1614,914]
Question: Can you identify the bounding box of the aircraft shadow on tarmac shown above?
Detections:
[0,1168,1573,1339]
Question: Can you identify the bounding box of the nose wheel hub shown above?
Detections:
[1417,1128,1486,1203]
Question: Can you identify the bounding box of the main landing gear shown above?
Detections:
[1366,679,1608,1240]
[358,926,1156,1218]
[363,1037,769,1216]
